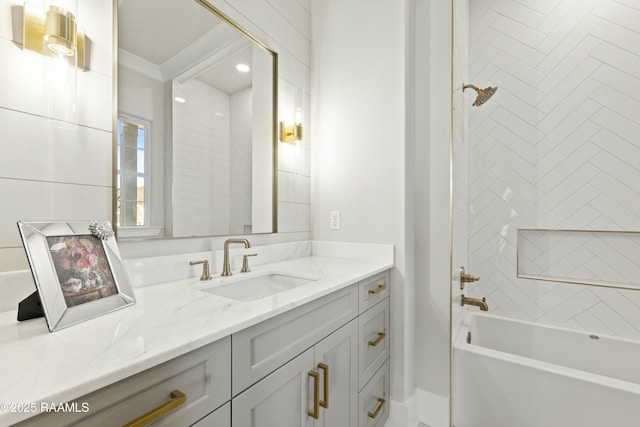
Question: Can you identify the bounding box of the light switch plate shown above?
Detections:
[330,211,341,230]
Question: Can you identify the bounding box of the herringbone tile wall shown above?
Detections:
[463,0,640,339]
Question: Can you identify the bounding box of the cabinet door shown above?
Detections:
[192,402,230,426]
[314,319,359,427]
[232,348,315,427]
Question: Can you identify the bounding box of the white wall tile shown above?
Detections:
[0,180,111,248]
[0,108,111,186]
[214,0,310,67]
[266,0,311,40]
[467,0,640,340]
[0,270,34,312]
[79,0,114,77]
[0,248,29,272]
[278,201,309,233]
[278,171,310,204]
[0,36,112,132]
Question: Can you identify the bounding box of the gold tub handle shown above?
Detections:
[308,370,320,419]
[368,331,387,347]
[122,389,187,427]
[368,284,387,295]
[367,397,386,419]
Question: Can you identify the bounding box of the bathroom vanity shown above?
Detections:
[0,242,392,427]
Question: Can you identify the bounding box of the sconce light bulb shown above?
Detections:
[236,63,250,73]
[174,96,186,103]
[46,41,73,56]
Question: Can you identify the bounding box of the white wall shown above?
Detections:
[0,0,113,273]
[465,0,640,340]
[0,0,312,308]
[310,0,415,418]
[412,1,454,425]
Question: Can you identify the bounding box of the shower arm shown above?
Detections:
[462,83,480,93]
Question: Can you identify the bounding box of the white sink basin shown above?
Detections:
[198,272,319,302]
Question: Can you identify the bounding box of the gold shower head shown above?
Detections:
[463,83,498,107]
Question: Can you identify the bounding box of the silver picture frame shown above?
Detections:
[17,221,135,331]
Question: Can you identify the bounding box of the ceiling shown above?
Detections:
[118,0,253,94]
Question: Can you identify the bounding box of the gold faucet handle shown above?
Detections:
[189,260,213,281]
[241,253,257,273]
[461,273,480,282]
[459,266,480,289]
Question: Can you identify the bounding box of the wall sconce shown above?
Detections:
[279,121,303,143]
[23,1,87,127]
[279,87,304,144]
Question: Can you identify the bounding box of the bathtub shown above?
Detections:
[453,312,640,427]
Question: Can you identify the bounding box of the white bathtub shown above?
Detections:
[453,313,640,427]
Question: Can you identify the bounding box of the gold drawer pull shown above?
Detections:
[308,370,320,419]
[318,363,329,409]
[368,284,387,295]
[367,397,386,419]
[368,332,387,347]
[122,389,187,427]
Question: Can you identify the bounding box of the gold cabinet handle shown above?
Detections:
[308,370,320,419]
[368,331,387,347]
[122,389,187,427]
[318,363,329,409]
[368,284,387,295]
[367,397,386,419]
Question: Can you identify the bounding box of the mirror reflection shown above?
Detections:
[116,0,276,239]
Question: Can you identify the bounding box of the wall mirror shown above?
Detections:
[116,0,277,240]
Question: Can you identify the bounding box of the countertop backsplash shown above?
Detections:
[0,240,393,313]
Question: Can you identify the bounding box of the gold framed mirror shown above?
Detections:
[115,0,277,240]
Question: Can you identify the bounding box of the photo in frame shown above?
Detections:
[17,221,135,331]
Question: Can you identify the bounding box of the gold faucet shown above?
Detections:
[461,295,489,311]
[222,238,251,276]
[459,266,480,289]
[189,260,213,281]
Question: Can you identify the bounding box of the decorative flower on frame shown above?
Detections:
[89,221,114,241]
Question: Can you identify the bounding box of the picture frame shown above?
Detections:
[17,221,135,331]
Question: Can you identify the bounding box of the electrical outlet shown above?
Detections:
[330,211,341,230]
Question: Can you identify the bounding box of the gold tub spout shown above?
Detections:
[461,295,489,311]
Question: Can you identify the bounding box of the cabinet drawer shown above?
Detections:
[358,271,389,314]
[232,285,358,395]
[193,402,230,426]
[18,337,231,427]
[358,299,390,388]
[358,360,390,427]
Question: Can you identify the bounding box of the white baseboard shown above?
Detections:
[384,391,418,427]
[416,388,449,427]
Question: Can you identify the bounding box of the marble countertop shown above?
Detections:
[0,250,393,424]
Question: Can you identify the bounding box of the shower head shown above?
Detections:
[463,83,498,107]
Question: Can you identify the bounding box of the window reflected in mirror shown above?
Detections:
[116,116,149,228]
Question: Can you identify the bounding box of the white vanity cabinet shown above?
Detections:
[357,271,390,427]
[232,270,390,427]
[16,337,231,427]
[13,269,391,427]
[232,319,359,427]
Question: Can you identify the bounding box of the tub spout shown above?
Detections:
[461,295,489,311]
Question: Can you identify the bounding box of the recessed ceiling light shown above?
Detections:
[174,96,186,103]
[236,63,250,73]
